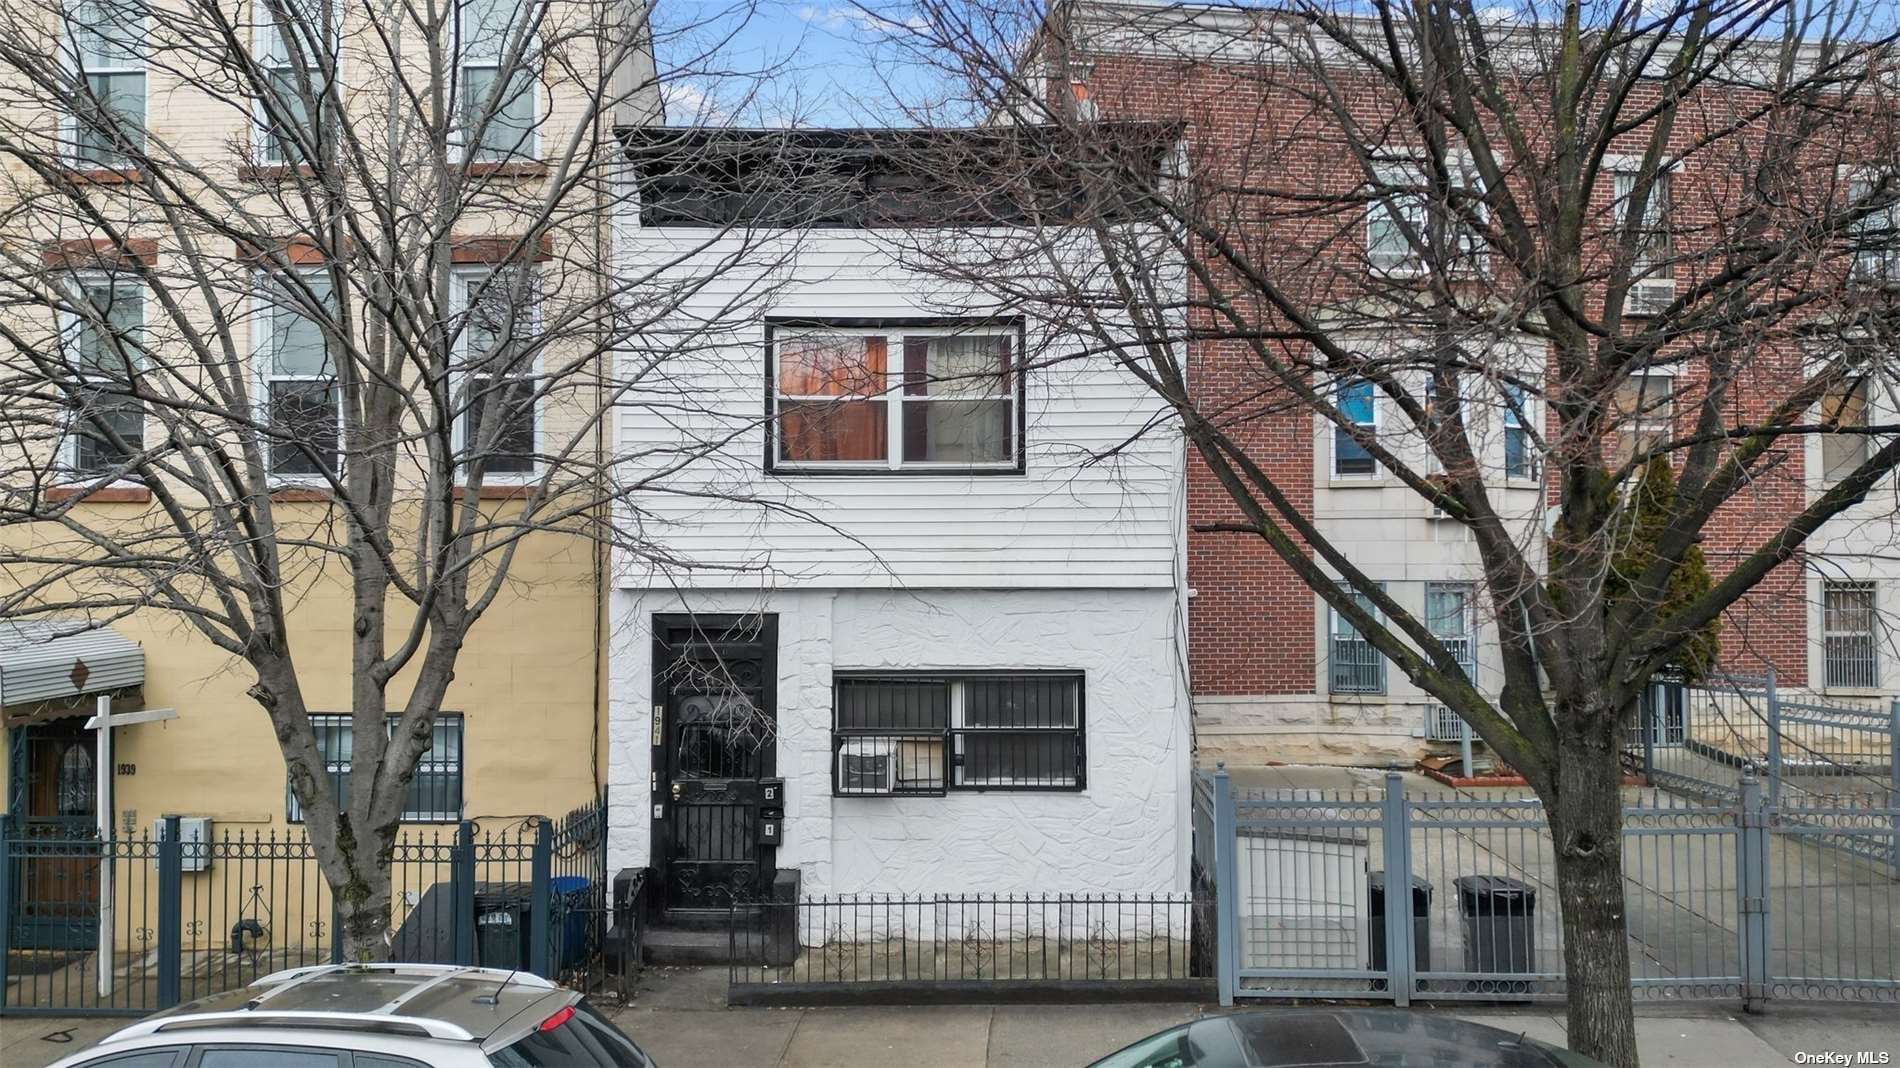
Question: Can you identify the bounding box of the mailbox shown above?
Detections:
[759,778,785,807]
[758,818,782,845]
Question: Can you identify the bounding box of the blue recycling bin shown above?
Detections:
[549,876,593,970]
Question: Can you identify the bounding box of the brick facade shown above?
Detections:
[1074,23,1850,759]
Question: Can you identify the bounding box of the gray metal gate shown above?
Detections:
[1198,766,1898,1007]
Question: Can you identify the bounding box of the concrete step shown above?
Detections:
[642,925,762,966]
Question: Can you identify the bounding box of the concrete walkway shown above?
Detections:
[4,966,1897,1066]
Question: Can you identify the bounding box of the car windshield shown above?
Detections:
[1090,1020,1245,1068]
[488,999,650,1067]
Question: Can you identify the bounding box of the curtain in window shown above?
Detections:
[901,335,1011,463]
[777,335,888,462]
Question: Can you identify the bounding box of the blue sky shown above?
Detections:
[651,1,970,128]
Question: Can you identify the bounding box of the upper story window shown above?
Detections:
[1502,382,1536,479]
[457,0,538,161]
[258,272,340,478]
[1613,169,1674,309]
[457,268,537,477]
[767,322,1022,475]
[255,0,339,166]
[1332,378,1377,477]
[1612,372,1673,465]
[1819,376,1871,483]
[60,275,144,478]
[66,0,146,170]
[1849,176,1900,284]
[1365,160,1486,275]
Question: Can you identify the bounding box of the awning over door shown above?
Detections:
[0,620,145,716]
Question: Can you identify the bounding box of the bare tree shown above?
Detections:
[870,0,1900,1062]
[0,0,802,959]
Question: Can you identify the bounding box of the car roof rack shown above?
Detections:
[109,1010,477,1043]
[250,962,557,990]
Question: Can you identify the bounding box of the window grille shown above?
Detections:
[1823,581,1879,689]
[831,673,1084,795]
[288,714,464,822]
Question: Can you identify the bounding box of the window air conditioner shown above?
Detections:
[837,741,898,795]
[1423,705,1474,742]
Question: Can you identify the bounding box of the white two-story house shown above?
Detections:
[604,127,1191,916]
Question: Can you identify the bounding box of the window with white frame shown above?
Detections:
[1333,378,1378,477]
[457,0,538,162]
[768,323,1019,473]
[831,673,1083,795]
[66,0,145,169]
[1848,176,1900,283]
[60,275,144,478]
[259,272,340,477]
[255,0,339,165]
[1612,371,1673,465]
[1365,160,1486,274]
[457,268,537,476]
[1819,376,1871,484]
[1822,580,1879,689]
[1502,381,1536,479]
[1425,582,1476,678]
[288,715,464,822]
[1329,583,1385,694]
[1612,169,1674,297]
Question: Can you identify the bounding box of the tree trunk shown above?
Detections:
[1551,732,1639,1067]
[334,815,397,963]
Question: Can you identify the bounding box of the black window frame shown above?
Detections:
[763,316,1028,477]
[830,670,1086,796]
[286,713,466,823]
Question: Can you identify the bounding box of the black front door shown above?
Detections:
[652,615,776,911]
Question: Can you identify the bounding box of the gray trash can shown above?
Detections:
[1455,875,1536,991]
[1368,871,1431,978]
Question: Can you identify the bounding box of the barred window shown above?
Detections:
[287,714,464,822]
[831,673,1084,795]
[1822,581,1880,690]
[1329,583,1386,695]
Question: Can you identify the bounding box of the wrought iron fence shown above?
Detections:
[0,796,616,1015]
[1197,766,1900,1008]
[727,892,1213,1004]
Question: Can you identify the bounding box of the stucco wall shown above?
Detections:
[607,586,1191,897]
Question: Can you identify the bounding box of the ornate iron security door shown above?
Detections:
[6,721,103,950]
[652,616,777,911]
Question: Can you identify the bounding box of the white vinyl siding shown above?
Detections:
[614,230,1180,589]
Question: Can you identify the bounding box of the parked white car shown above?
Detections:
[47,963,653,1068]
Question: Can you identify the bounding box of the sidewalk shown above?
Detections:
[5,967,1895,1067]
[603,967,1894,1068]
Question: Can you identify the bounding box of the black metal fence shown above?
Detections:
[1,796,614,1016]
[727,892,1214,1004]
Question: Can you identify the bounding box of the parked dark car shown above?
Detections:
[1089,1009,1603,1068]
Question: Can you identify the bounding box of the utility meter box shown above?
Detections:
[154,816,213,872]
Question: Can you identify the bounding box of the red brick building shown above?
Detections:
[1058,0,1894,765]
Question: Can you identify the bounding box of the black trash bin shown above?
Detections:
[1455,875,1536,992]
[1368,871,1432,980]
[474,883,533,971]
